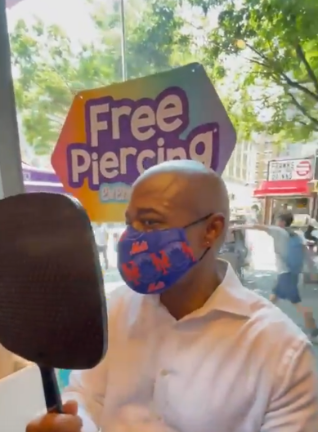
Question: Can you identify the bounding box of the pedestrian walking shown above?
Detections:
[113,232,119,252]
[95,223,109,270]
[243,212,318,342]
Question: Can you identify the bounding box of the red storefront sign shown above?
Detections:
[254,179,310,197]
[254,158,313,197]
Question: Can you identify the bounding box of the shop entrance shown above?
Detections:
[271,197,311,225]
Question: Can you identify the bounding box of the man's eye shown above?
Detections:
[142,220,160,227]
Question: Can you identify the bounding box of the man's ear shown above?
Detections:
[205,213,225,244]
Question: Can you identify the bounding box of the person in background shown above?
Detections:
[113,232,119,253]
[95,223,109,270]
[251,203,260,223]
[242,212,318,342]
[282,202,288,211]
[26,161,318,432]
[271,202,288,224]
[304,218,318,251]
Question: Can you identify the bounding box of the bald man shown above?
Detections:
[27,160,318,432]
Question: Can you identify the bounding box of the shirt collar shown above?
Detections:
[144,260,252,321]
[198,260,252,319]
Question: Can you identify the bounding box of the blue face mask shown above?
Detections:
[117,215,211,295]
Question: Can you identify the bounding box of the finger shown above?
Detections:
[26,413,82,432]
[62,400,78,415]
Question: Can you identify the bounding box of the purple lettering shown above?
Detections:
[66,86,219,190]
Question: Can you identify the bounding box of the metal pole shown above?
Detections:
[0,0,24,197]
[120,0,127,81]
[0,0,24,378]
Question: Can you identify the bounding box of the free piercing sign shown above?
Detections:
[52,63,236,222]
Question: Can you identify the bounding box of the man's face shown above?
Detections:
[125,173,225,261]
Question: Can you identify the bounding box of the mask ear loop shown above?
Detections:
[184,213,213,229]
[198,245,211,262]
[184,213,213,262]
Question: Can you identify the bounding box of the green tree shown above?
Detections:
[10,0,194,155]
[193,0,318,142]
[13,0,318,155]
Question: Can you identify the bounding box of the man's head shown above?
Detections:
[276,212,294,228]
[125,160,229,276]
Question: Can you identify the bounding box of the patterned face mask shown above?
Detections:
[117,215,211,295]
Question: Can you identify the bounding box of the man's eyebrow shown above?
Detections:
[138,208,164,216]
[125,208,165,219]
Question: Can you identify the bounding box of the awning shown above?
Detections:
[253,179,311,197]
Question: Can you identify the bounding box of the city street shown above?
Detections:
[102,228,318,368]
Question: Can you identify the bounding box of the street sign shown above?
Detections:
[295,160,311,177]
[52,63,236,222]
[268,158,313,182]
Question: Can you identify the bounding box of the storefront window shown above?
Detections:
[7,0,200,292]
[7,0,318,280]
[3,0,318,389]
[271,197,313,229]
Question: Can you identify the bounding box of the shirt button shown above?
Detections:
[160,369,169,376]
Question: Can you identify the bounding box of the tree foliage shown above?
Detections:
[193,0,318,142]
[10,0,318,157]
[10,0,194,155]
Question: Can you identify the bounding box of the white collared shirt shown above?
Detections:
[64,262,318,432]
